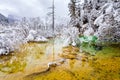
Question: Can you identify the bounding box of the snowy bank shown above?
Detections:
[0,25,48,55]
[26,30,48,42]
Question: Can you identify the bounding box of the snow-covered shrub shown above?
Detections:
[60,26,79,46]
[0,24,29,55]
[0,17,49,55]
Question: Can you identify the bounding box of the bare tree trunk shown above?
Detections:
[52,0,55,34]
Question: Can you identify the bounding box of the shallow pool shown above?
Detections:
[0,42,120,80]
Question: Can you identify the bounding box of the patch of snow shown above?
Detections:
[34,36,48,42]
[0,48,8,55]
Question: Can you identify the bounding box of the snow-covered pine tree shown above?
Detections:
[68,0,120,43]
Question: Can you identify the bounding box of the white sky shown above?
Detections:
[0,0,70,19]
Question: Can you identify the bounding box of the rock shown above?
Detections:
[47,62,57,68]
[72,41,76,46]
[0,47,9,55]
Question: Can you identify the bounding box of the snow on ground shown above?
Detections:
[26,30,48,42]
